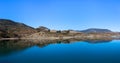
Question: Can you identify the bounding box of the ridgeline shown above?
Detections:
[0,19,120,40]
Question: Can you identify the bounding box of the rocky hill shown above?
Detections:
[0,19,37,38]
[36,26,50,32]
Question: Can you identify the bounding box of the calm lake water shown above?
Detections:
[0,40,120,63]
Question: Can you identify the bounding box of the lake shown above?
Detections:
[0,39,120,63]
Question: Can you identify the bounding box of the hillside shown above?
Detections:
[0,19,37,38]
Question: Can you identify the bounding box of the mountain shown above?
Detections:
[0,19,116,39]
[0,19,37,38]
[80,28,112,33]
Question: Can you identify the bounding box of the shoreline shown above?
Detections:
[0,36,115,41]
[0,38,20,40]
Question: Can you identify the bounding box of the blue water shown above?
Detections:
[0,40,120,63]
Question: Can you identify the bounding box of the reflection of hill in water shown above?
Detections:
[0,39,112,56]
[0,40,35,56]
[83,40,112,44]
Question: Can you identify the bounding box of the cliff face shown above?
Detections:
[0,19,37,38]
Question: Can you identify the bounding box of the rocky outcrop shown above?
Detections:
[36,26,50,32]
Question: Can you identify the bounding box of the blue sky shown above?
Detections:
[0,0,120,31]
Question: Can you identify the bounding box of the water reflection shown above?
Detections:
[84,40,112,43]
[0,39,112,57]
[0,40,34,56]
[0,39,120,63]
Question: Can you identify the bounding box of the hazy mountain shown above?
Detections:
[80,28,112,33]
[0,19,37,38]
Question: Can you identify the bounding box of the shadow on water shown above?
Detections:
[0,39,112,57]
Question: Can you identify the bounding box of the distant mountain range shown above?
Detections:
[0,19,115,38]
[79,28,112,33]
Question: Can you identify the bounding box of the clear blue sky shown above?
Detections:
[0,0,120,31]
